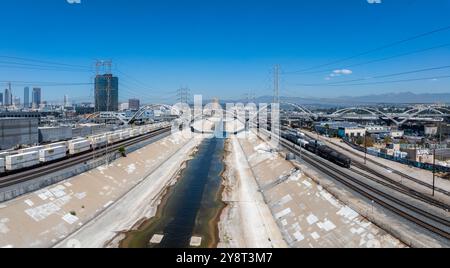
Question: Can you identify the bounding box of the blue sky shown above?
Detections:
[1,0,450,104]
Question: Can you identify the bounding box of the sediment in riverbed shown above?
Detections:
[118,138,226,248]
[115,146,199,248]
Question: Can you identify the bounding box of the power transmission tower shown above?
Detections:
[177,87,190,104]
[95,60,113,113]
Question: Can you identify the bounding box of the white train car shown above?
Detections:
[0,152,12,159]
[89,135,107,149]
[138,127,147,135]
[120,130,131,140]
[19,146,45,154]
[107,132,122,144]
[69,140,91,155]
[130,129,140,137]
[45,141,68,151]
[39,146,67,163]
[0,158,5,173]
[6,152,40,171]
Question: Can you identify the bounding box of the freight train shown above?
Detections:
[0,122,171,175]
[282,130,352,169]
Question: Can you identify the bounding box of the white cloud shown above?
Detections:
[333,69,353,75]
[326,69,353,80]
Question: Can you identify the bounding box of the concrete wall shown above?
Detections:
[0,130,171,203]
[39,126,73,143]
[72,125,114,138]
[0,152,119,203]
[0,118,39,150]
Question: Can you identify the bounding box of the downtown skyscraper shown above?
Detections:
[32,87,42,108]
[95,74,119,112]
[24,87,30,108]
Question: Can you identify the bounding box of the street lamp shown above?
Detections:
[364,131,368,165]
[432,147,436,197]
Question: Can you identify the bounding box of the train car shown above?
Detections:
[330,150,352,168]
[45,141,68,152]
[138,127,146,135]
[305,142,318,153]
[107,132,122,144]
[120,130,131,140]
[0,152,12,159]
[69,140,91,155]
[130,129,140,137]
[6,151,40,171]
[0,158,5,173]
[39,146,67,163]
[89,135,107,149]
[317,145,351,168]
[298,139,309,148]
[19,146,45,154]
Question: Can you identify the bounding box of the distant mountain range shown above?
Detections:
[217,92,450,106]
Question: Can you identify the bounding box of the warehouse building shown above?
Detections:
[0,118,39,150]
[315,121,366,139]
[38,126,73,144]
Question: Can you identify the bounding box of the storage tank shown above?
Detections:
[6,151,40,171]
[69,140,91,155]
[39,146,67,162]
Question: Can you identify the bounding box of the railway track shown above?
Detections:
[350,163,450,211]
[0,127,171,189]
[281,139,450,240]
[314,135,450,197]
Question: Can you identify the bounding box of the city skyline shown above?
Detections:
[1,0,450,103]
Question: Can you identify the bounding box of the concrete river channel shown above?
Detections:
[120,133,227,248]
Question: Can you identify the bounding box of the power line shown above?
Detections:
[0,64,92,73]
[284,43,450,76]
[0,55,91,69]
[295,75,450,87]
[0,80,93,86]
[296,65,450,86]
[284,25,450,74]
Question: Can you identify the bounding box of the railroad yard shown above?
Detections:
[0,119,449,248]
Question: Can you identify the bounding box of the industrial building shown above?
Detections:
[315,121,366,139]
[72,123,115,138]
[0,111,41,119]
[95,74,119,112]
[38,126,73,144]
[0,118,39,150]
[129,98,140,111]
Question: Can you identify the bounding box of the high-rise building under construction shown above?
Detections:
[95,74,119,112]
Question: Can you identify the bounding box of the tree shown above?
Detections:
[356,136,374,147]
[384,136,393,144]
[118,147,127,157]
[324,124,330,136]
